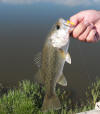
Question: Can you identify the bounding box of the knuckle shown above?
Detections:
[78,35,84,41]
[91,29,96,35]
[92,31,96,35]
[73,27,83,37]
[78,23,87,32]
[86,36,94,42]
[86,29,96,42]
[73,30,79,38]
[86,38,92,42]
[78,36,82,40]
[84,22,89,27]
[87,25,93,30]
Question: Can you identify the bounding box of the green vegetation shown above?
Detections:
[0,79,100,114]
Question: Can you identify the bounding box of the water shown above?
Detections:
[0,0,100,97]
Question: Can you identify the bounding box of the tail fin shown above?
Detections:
[42,94,61,111]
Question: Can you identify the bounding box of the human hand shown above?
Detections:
[94,19,100,42]
[70,10,100,42]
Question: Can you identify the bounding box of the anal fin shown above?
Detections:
[57,74,67,86]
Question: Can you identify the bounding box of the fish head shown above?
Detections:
[50,18,74,48]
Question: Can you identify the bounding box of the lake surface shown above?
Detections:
[0,0,100,97]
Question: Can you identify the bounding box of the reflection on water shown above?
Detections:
[0,0,100,98]
[1,0,100,6]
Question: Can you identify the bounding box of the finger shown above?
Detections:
[72,20,89,38]
[78,24,94,41]
[70,12,84,25]
[95,32,100,42]
[94,20,100,42]
[94,36,98,42]
[86,29,97,42]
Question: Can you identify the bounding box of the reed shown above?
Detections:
[0,79,100,114]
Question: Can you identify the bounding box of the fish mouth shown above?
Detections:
[64,20,75,27]
[63,20,75,33]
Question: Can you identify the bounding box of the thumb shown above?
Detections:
[70,13,84,26]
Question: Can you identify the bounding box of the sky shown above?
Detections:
[0,0,100,6]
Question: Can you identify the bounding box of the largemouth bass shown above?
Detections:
[34,18,73,111]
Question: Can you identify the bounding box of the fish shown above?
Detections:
[33,18,74,111]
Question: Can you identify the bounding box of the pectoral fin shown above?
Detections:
[57,74,67,86]
[58,49,71,64]
[66,52,71,64]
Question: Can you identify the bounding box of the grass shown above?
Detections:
[0,79,100,114]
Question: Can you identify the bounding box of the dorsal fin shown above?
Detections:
[32,52,41,68]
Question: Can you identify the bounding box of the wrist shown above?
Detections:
[97,10,100,19]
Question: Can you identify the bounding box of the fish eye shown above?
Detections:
[56,25,60,30]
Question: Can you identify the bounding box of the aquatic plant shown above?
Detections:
[0,79,99,114]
